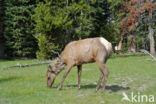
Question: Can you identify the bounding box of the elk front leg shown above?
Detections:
[57,65,72,91]
[77,65,82,90]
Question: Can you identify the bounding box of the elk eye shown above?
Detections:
[48,77,50,80]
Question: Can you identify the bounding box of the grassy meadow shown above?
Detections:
[0,55,156,104]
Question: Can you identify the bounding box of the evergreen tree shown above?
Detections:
[107,0,124,47]
[33,0,94,59]
[88,0,110,37]
[0,0,4,58]
[118,0,156,54]
[3,0,39,58]
[0,0,4,43]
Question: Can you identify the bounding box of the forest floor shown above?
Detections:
[0,55,156,104]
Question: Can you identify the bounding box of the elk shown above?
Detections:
[46,37,112,92]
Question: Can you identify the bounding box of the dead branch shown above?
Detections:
[2,60,53,70]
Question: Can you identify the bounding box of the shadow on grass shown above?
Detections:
[106,85,130,92]
[54,84,130,92]
[0,76,21,83]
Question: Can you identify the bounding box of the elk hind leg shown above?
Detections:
[97,62,109,92]
[77,65,82,90]
[95,72,103,92]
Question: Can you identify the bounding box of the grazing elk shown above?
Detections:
[46,37,112,92]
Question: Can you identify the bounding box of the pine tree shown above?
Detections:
[3,0,39,58]
[118,0,156,55]
[107,0,124,47]
[0,0,4,43]
[33,0,94,59]
[0,0,4,58]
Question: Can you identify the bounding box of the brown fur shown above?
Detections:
[46,37,112,92]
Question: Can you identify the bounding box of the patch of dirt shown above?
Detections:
[137,80,156,91]
[114,77,136,88]
[121,77,135,88]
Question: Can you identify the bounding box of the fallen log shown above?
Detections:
[2,60,53,70]
[140,49,156,61]
[145,59,156,61]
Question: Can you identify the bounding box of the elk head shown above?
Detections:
[46,57,65,88]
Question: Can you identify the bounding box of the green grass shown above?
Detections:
[0,56,156,104]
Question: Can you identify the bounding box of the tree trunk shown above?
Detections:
[130,35,136,53]
[148,11,156,55]
[117,32,124,51]
[128,35,136,53]
[66,0,68,6]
